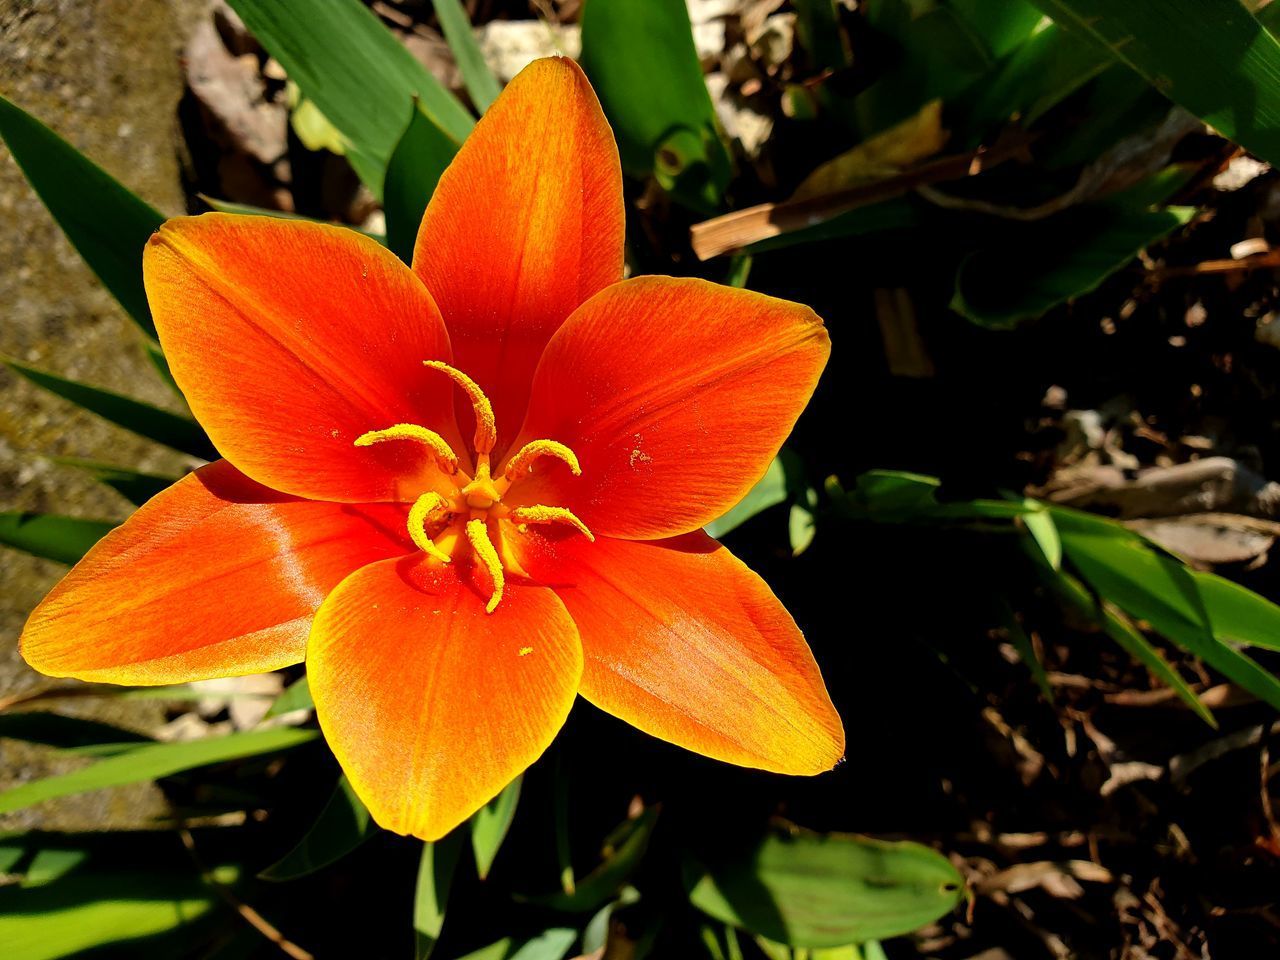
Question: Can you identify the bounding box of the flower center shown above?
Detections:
[353,361,592,613]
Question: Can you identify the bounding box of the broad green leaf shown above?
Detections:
[0,866,228,960]
[705,458,788,538]
[686,828,964,948]
[0,512,117,564]
[1193,570,1280,652]
[580,0,730,210]
[1026,0,1280,166]
[50,456,175,506]
[0,93,164,338]
[384,100,461,264]
[415,831,465,959]
[0,727,318,816]
[952,197,1194,328]
[265,675,313,718]
[963,21,1111,135]
[226,0,473,198]
[472,775,521,880]
[259,775,375,881]
[528,807,660,913]
[0,712,152,752]
[432,0,502,113]
[4,357,214,459]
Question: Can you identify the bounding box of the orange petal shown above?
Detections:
[413,57,624,455]
[516,531,844,774]
[20,461,411,685]
[144,214,463,502]
[508,277,830,539]
[308,558,582,840]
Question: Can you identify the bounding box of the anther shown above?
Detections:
[424,361,497,455]
[354,424,459,474]
[466,518,505,613]
[503,439,581,481]
[407,492,454,563]
[507,505,595,542]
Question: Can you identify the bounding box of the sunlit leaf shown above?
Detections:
[0,93,163,338]
[1193,570,1280,652]
[3,356,214,459]
[0,513,117,564]
[259,775,375,881]
[0,727,318,816]
[226,0,473,198]
[580,0,730,210]
[265,675,313,719]
[1027,0,1280,166]
[415,830,465,959]
[453,929,578,960]
[686,827,964,948]
[705,458,788,539]
[432,0,502,113]
[472,775,521,880]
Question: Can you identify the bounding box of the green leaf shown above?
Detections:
[225,0,473,198]
[0,866,225,960]
[0,713,152,752]
[259,775,375,881]
[49,456,175,506]
[706,458,788,538]
[0,93,164,338]
[1052,507,1280,711]
[952,193,1194,328]
[794,0,850,72]
[527,807,660,913]
[415,831,465,959]
[1021,502,1062,570]
[472,775,521,880]
[1193,570,1280,652]
[384,100,461,264]
[0,512,116,564]
[432,0,502,113]
[4,357,214,459]
[1026,0,1280,166]
[686,827,965,948]
[950,0,1045,59]
[0,727,318,816]
[453,929,578,960]
[1099,600,1215,726]
[265,675,314,718]
[580,0,730,210]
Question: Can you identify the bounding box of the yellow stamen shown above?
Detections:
[466,518,505,613]
[507,505,595,541]
[503,439,581,481]
[424,360,496,455]
[407,492,454,563]
[354,424,458,474]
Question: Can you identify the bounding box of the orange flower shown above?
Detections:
[19,58,843,840]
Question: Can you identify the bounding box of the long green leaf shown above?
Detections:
[432,0,502,112]
[227,0,473,198]
[1026,0,1280,165]
[472,775,521,880]
[4,357,214,459]
[0,513,117,564]
[686,828,964,948]
[1193,570,1280,652]
[0,94,164,338]
[0,712,152,751]
[259,775,375,881]
[0,727,318,816]
[384,100,461,264]
[1099,601,1215,726]
[580,0,730,210]
[415,831,465,959]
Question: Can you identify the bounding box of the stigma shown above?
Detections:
[354,360,591,612]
